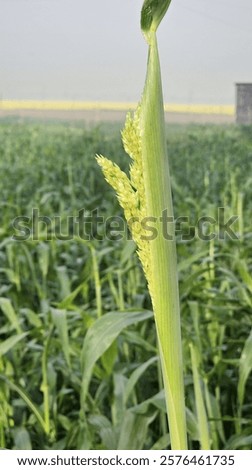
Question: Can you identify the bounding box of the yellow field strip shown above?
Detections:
[0,100,235,116]
[164,103,234,116]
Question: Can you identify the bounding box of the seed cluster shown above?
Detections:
[96,105,153,297]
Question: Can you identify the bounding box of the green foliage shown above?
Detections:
[189,343,210,450]
[238,329,252,408]
[80,310,153,405]
[141,0,172,40]
[0,119,251,449]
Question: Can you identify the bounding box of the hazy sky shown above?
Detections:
[1,0,252,104]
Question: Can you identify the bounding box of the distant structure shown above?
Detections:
[236,83,252,124]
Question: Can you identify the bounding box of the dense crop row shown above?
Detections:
[0,119,251,449]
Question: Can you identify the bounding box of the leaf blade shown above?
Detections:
[80,310,153,405]
[141,0,172,39]
[0,333,28,356]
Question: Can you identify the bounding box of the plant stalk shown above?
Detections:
[140,31,187,450]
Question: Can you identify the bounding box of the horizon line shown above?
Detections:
[0,100,235,116]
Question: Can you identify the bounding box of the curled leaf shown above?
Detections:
[141,0,172,41]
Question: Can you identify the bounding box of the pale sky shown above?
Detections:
[1,0,252,104]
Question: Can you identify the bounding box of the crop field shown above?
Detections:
[0,101,235,126]
[0,118,251,450]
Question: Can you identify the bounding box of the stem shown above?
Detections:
[90,246,102,318]
[140,32,187,450]
[190,343,210,450]
[204,378,219,450]
[96,1,187,449]
[117,270,125,310]
[157,348,168,437]
[41,332,51,436]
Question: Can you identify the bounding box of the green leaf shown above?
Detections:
[141,0,172,39]
[238,329,252,407]
[124,356,158,405]
[151,433,170,450]
[139,13,188,448]
[117,410,156,450]
[0,333,28,356]
[56,282,85,309]
[112,373,128,426]
[80,310,153,405]
[189,343,210,450]
[101,340,118,375]
[130,389,199,441]
[88,414,117,450]
[120,240,136,265]
[21,308,42,328]
[236,259,252,293]
[37,242,50,279]
[186,408,199,441]
[204,380,225,448]
[130,389,166,414]
[56,266,71,299]
[0,268,20,290]
[13,427,32,450]
[0,374,47,433]
[178,249,209,272]
[0,297,22,334]
[225,434,252,450]
[51,308,71,367]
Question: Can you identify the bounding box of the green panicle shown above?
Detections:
[96,111,152,293]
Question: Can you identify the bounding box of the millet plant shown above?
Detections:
[97,0,187,449]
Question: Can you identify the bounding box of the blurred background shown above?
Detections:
[1,0,252,104]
